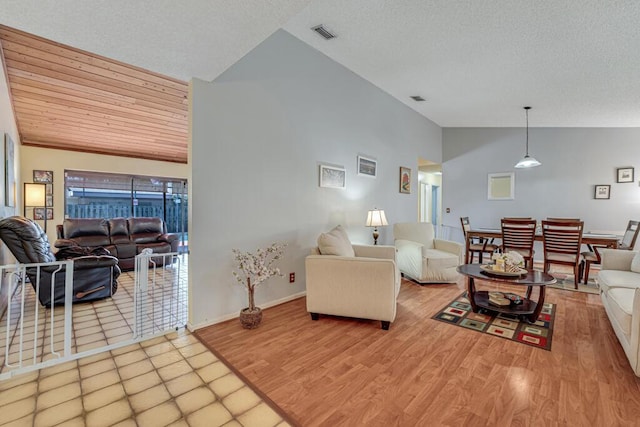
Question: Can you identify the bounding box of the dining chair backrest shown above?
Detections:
[620,220,640,250]
[541,220,584,261]
[460,217,471,236]
[547,217,581,222]
[500,218,537,254]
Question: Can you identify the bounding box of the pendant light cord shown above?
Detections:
[525,106,531,156]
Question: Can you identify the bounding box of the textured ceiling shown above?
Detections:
[2,0,640,128]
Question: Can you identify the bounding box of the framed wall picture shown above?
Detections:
[488,172,515,200]
[594,185,610,199]
[45,183,53,195]
[617,167,634,183]
[33,170,53,183]
[357,155,377,177]
[399,167,411,194]
[319,164,346,189]
[46,194,53,207]
[34,207,54,220]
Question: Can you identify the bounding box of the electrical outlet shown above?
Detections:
[289,272,295,283]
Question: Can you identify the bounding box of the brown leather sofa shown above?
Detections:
[0,216,120,307]
[55,217,179,271]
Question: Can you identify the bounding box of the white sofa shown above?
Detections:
[393,222,463,284]
[597,249,640,376]
[305,225,400,330]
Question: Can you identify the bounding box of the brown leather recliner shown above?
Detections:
[0,216,120,307]
[55,217,179,270]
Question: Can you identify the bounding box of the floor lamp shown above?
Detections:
[24,182,47,232]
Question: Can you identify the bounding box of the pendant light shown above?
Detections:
[514,106,541,168]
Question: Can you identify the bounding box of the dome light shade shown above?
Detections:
[515,106,541,169]
[515,154,541,168]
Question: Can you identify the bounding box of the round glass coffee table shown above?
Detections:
[456,264,557,323]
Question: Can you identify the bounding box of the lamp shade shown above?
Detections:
[366,209,388,227]
[514,155,542,169]
[24,183,46,206]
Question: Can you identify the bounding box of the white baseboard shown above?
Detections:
[189,291,306,331]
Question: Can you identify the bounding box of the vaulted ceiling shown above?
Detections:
[1,1,639,166]
[0,25,188,163]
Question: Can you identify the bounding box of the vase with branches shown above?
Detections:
[232,242,286,328]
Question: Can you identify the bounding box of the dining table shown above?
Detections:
[464,228,620,264]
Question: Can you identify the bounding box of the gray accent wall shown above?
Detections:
[442,127,640,241]
[190,30,441,326]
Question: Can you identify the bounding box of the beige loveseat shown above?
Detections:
[597,249,640,376]
[394,222,463,284]
[305,225,401,330]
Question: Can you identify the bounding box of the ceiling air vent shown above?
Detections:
[311,25,336,40]
[410,96,426,102]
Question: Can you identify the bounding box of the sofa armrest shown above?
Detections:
[353,244,396,260]
[434,239,464,258]
[54,238,79,249]
[159,233,179,243]
[305,255,398,322]
[600,249,636,271]
[43,255,119,273]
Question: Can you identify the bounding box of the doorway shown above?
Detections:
[418,160,443,236]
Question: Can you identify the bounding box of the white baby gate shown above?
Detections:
[0,252,187,380]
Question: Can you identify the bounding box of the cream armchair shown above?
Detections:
[305,244,400,330]
[394,222,463,284]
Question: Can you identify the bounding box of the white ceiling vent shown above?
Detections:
[311,25,336,40]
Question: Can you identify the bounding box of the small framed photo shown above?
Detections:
[46,194,53,207]
[319,164,346,189]
[594,185,610,199]
[45,183,53,195]
[617,167,634,183]
[357,155,377,177]
[33,170,53,183]
[34,207,53,220]
[399,167,411,194]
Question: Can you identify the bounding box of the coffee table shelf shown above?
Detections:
[456,264,557,323]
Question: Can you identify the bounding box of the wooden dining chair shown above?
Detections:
[460,217,497,263]
[541,219,584,288]
[500,218,537,269]
[581,220,639,284]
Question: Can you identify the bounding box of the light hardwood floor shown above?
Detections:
[196,277,640,426]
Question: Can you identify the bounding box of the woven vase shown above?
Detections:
[239,307,263,329]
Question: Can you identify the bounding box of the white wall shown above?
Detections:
[20,146,189,242]
[442,127,640,242]
[190,30,442,327]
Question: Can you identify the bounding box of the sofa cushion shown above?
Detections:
[631,251,640,273]
[606,288,635,337]
[424,249,459,270]
[597,270,640,293]
[317,225,354,257]
[109,218,131,244]
[63,218,111,247]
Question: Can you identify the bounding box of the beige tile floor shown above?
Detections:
[1,256,292,426]
[0,330,291,427]
[0,256,188,375]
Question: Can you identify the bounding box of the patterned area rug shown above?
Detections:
[539,264,600,295]
[432,292,555,351]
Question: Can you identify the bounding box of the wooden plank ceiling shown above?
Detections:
[0,25,188,164]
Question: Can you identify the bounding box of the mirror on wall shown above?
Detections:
[487,172,515,200]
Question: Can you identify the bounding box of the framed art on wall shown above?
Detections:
[399,167,411,194]
[34,207,53,220]
[488,172,515,200]
[319,164,346,189]
[357,155,377,177]
[594,184,610,199]
[34,170,53,183]
[617,167,634,183]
